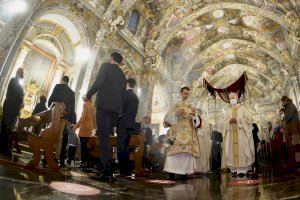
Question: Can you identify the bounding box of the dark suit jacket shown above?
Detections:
[32,103,48,116]
[284,101,299,123]
[142,126,153,146]
[86,62,126,114]
[3,77,24,118]
[48,83,75,122]
[119,89,139,129]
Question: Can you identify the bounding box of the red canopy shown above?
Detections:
[203,72,248,103]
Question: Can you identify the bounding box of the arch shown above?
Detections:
[39,13,81,44]
[32,6,89,46]
[183,38,283,79]
[155,3,288,54]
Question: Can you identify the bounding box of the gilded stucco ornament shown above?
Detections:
[280,50,293,65]
[109,15,125,33]
[282,11,300,44]
[144,38,163,72]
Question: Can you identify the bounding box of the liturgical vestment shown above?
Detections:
[223,104,255,174]
[164,100,200,175]
[194,116,211,173]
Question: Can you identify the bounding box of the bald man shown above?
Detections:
[0,68,24,157]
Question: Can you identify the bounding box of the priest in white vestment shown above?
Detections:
[223,92,255,176]
[194,109,211,173]
[164,87,200,179]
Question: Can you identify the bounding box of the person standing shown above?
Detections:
[252,123,260,172]
[0,68,24,157]
[117,78,139,177]
[73,98,96,169]
[281,95,300,172]
[163,87,200,180]
[211,124,223,171]
[85,52,126,181]
[194,109,211,173]
[67,124,78,166]
[48,76,75,167]
[223,92,255,177]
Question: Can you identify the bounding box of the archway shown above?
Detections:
[3,7,89,117]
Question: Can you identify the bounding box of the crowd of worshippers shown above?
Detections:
[0,52,299,182]
[261,97,300,171]
[0,52,144,181]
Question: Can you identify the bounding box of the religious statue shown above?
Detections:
[222,92,255,177]
[109,15,125,33]
[163,87,200,180]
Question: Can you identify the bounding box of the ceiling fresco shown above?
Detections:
[142,0,300,106]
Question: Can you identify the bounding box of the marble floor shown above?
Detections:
[0,156,299,200]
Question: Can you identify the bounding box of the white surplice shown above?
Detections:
[194,121,211,173]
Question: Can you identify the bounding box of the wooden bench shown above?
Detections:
[87,134,145,176]
[10,109,51,161]
[14,107,146,175]
[13,103,66,171]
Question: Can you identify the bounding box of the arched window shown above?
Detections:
[128,10,140,34]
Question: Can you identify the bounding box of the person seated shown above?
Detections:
[31,95,49,135]
[32,95,48,116]
[152,135,168,155]
[142,116,154,169]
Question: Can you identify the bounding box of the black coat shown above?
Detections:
[32,103,48,116]
[86,62,127,114]
[48,83,75,123]
[284,100,299,123]
[119,89,139,129]
[142,126,153,146]
[2,77,24,119]
[252,123,260,144]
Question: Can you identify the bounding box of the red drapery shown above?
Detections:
[203,72,248,103]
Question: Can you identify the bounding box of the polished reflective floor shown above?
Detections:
[0,155,299,200]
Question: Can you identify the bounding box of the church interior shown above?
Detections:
[0,0,300,199]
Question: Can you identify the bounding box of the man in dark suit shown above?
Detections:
[85,52,127,180]
[0,68,24,157]
[117,78,139,177]
[48,76,75,167]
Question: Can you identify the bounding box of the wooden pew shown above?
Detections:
[13,103,66,171]
[13,109,52,154]
[87,134,145,176]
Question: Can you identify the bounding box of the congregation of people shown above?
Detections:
[0,52,299,182]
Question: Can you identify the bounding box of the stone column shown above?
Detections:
[76,30,105,114]
[137,81,155,120]
[9,44,30,78]
[71,63,82,91]
[145,83,155,117]
[48,66,64,98]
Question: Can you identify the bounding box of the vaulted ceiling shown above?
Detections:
[143,0,299,104]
